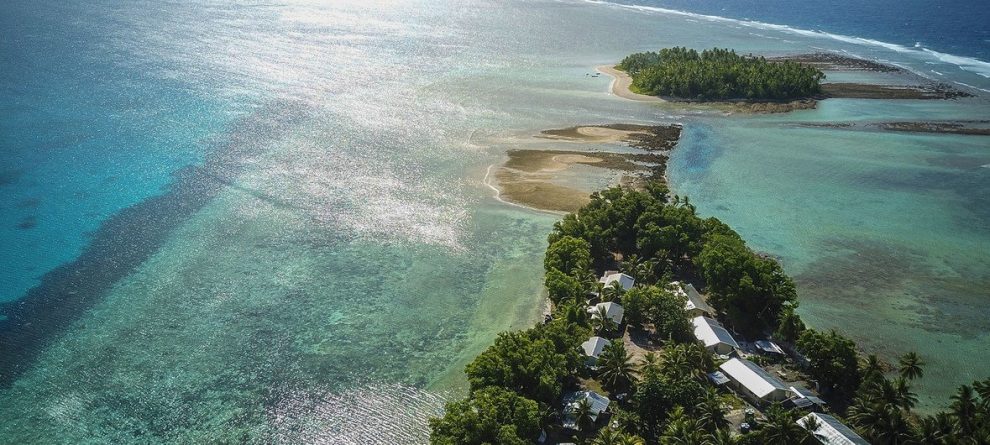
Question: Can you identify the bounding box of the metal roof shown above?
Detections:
[719,358,788,398]
[798,413,871,445]
[674,282,714,314]
[581,336,609,358]
[562,391,611,429]
[588,302,624,324]
[692,316,740,350]
[599,272,635,291]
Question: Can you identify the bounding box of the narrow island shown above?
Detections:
[601,47,971,113]
[432,177,990,444]
[443,47,988,445]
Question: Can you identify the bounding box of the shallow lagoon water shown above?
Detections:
[1,0,989,441]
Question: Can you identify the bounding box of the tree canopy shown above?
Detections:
[465,320,588,405]
[796,329,860,397]
[618,47,825,101]
[429,386,541,445]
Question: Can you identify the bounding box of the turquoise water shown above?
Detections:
[668,100,990,407]
[1,0,989,441]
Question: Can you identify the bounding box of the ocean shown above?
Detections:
[1,0,988,442]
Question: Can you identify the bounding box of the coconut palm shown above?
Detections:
[598,340,636,392]
[639,351,661,375]
[602,281,626,303]
[660,345,691,379]
[572,398,596,433]
[862,354,885,386]
[660,343,711,381]
[706,429,737,445]
[635,259,657,285]
[898,352,924,380]
[909,415,953,445]
[617,435,645,445]
[893,377,918,411]
[870,404,912,445]
[849,401,911,445]
[760,404,814,445]
[694,388,728,432]
[973,378,990,402]
[660,414,707,445]
[684,342,715,378]
[592,305,618,336]
[950,385,978,434]
[593,428,623,445]
[560,301,590,326]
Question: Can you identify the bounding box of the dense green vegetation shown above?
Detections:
[618,47,824,101]
[430,181,990,444]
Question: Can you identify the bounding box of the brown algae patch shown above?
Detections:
[494,169,592,213]
[538,124,681,151]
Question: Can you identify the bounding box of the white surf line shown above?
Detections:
[578,0,990,80]
[483,163,566,215]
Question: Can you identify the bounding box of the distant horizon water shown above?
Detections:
[597,0,990,72]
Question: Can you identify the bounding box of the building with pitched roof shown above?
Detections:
[719,358,791,404]
[692,316,739,355]
[798,413,871,445]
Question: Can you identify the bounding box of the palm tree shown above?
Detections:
[950,385,978,434]
[909,415,952,445]
[695,388,728,432]
[862,354,885,386]
[617,435,645,445]
[602,281,625,303]
[973,378,990,402]
[760,404,814,445]
[593,428,623,445]
[893,377,918,411]
[849,400,912,445]
[572,398,596,433]
[635,259,657,284]
[593,306,618,336]
[706,429,737,445]
[598,340,635,392]
[660,345,691,379]
[660,415,707,445]
[684,342,715,379]
[639,352,661,375]
[898,352,924,380]
[870,404,912,445]
[560,301,590,326]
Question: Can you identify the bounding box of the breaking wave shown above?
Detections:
[580,0,990,79]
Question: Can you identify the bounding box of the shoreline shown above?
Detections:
[598,54,972,114]
[596,65,665,103]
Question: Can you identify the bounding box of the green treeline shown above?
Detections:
[618,47,824,101]
[430,181,990,444]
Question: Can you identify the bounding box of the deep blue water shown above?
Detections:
[613,0,990,61]
[0,2,227,303]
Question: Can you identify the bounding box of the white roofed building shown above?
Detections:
[692,316,739,355]
[581,336,609,366]
[719,358,791,404]
[562,391,611,430]
[671,281,714,317]
[599,271,635,291]
[798,413,871,445]
[588,302,624,325]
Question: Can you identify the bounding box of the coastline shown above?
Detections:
[598,53,972,114]
[596,65,665,103]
